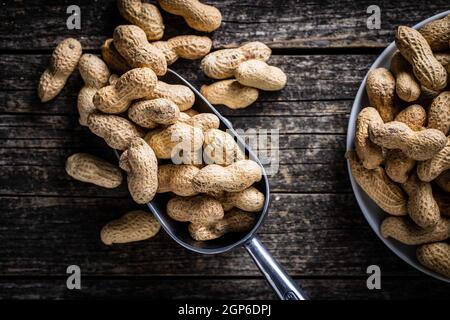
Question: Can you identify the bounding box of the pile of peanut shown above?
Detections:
[347,15,450,278]
[38,1,288,246]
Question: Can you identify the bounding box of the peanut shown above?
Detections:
[77,54,111,126]
[108,74,119,85]
[390,52,421,102]
[219,186,265,212]
[152,35,212,65]
[417,242,450,278]
[192,160,262,193]
[183,109,199,117]
[201,42,271,79]
[419,14,450,52]
[87,113,145,151]
[167,195,224,223]
[201,79,259,109]
[182,113,220,132]
[93,67,157,114]
[381,216,450,245]
[157,164,199,196]
[436,171,450,193]
[128,98,180,128]
[435,52,450,72]
[402,173,440,229]
[146,81,195,111]
[119,138,158,204]
[101,39,130,74]
[369,121,447,161]
[113,25,167,76]
[101,210,160,245]
[157,0,221,32]
[395,26,447,91]
[346,151,407,215]
[385,149,416,184]
[65,153,122,188]
[117,0,164,41]
[436,192,450,216]
[188,208,255,241]
[427,91,450,135]
[234,60,287,91]
[354,107,384,169]
[144,122,204,160]
[394,104,426,132]
[417,137,450,182]
[365,68,397,122]
[203,128,245,165]
[38,38,82,102]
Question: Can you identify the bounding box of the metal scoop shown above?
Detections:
[128,69,307,300]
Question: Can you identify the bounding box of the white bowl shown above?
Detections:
[346,10,450,283]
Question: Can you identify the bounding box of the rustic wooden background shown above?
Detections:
[1,0,449,300]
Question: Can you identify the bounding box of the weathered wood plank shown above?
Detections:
[0,194,422,277]
[0,0,448,50]
[0,55,375,101]
[1,277,448,300]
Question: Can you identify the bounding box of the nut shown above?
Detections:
[167,195,224,223]
[365,68,397,122]
[436,171,450,193]
[93,67,157,114]
[128,98,180,128]
[113,25,167,76]
[201,79,259,109]
[203,128,245,165]
[117,0,164,40]
[119,138,158,204]
[354,107,384,169]
[369,121,447,161]
[427,91,450,135]
[345,151,407,215]
[66,153,122,188]
[38,38,82,102]
[417,242,450,278]
[152,35,212,65]
[395,26,447,91]
[157,164,200,196]
[418,14,450,52]
[201,42,271,79]
[182,113,220,132]
[385,149,416,184]
[192,160,262,193]
[234,59,287,91]
[87,113,145,151]
[101,39,130,74]
[417,137,450,182]
[219,186,265,212]
[146,81,195,111]
[394,104,426,131]
[100,210,160,245]
[157,0,222,32]
[390,52,421,102]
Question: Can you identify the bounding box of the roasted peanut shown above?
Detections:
[395,26,447,91]
[152,35,212,65]
[94,67,157,114]
[365,68,397,122]
[101,210,160,245]
[203,128,245,165]
[38,38,82,102]
[66,153,122,188]
[394,104,426,132]
[157,0,221,32]
[402,173,440,229]
[417,242,450,278]
[182,113,220,132]
[419,14,450,52]
[201,42,271,79]
[101,39,130,74]
[192,160,262,193]
[77,54,111,126]
[390,52,421,102]
[346,151,407,215]
[381,216,450,245]
[219,186,265,212]
[427,91,450,135]
[87,113,145,151]
[234,59,287,91]
[188,208,256,241]
[369,121,447,161]
[119,138,158,204]
[385,149,416,184]
[128,98,180,128]
[167,195,224,223]
[354,107,384,169]
[417,137,450,182]
[146,81,195,111]
[201,79,259,109]
[113,25,167,76]
[117,0,164,40]
[157,164,199,196]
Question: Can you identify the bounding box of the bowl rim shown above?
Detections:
[346,10,450,283]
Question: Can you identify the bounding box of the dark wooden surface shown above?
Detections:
[1,0,449,300]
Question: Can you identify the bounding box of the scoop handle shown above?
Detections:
[244,236,308,300]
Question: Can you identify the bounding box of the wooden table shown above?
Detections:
[1,0,449,300]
